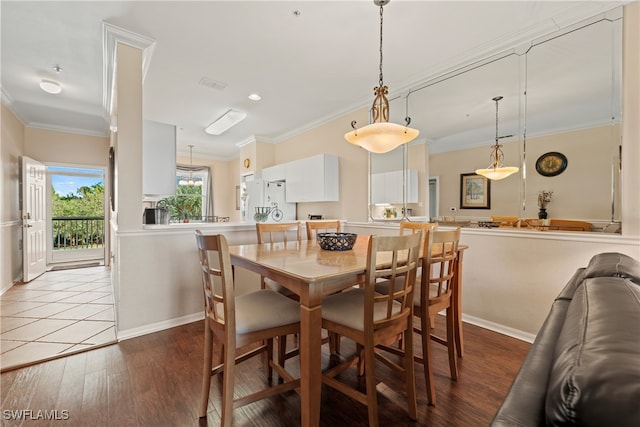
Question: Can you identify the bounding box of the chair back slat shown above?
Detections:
[306,220,341,240]
[366,232,421,331]
[256,222,301,244]
[195,231,235,332]
[426,228,460,302]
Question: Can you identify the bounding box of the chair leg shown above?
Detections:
[199,326,213,418]
[363,340,379,427]
[278,335,287,367]
[421,312,436,405]
[403,323,418,420]
[446,307,459,380]
[221,338,236,427]
[266,338,274,381]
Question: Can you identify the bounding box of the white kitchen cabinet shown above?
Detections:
[261,163,286,182]
[371,169,418,204]
[285,154,339,202]
[371,172,386,204]
[143,120,176,197]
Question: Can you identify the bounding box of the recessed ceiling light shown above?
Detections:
[248,93,262,101]
[40,79,62,94]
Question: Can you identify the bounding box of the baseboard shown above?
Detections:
[116,312,204,341]
[462,313,536,343]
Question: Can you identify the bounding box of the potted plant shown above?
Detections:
[537,190,553,219]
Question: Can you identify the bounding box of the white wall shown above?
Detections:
[1,104,25,292]
[430,125,620,224]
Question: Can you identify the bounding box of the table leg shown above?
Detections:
[300,304,322,426]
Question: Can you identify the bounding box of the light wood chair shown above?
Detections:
[376,227,461,405]
[418,228,460,404]
[256,222,302,296]
[490,216,519,227]
[548,219,592,231]
[256,221,302,244]
[321,232,422,427]
[305,220,341,240]
[195,231,300,426]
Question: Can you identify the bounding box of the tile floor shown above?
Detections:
[0,266,116,372]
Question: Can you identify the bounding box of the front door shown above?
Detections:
[22,156,47,282]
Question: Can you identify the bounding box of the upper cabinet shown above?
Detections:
[143,120,176,197]
[371,170,418,204]
[261,163,287,182]
[285,154,340,203]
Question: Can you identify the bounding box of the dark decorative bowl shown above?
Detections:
[316,232,357,251]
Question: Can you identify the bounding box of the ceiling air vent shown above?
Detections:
[198,77,227,90]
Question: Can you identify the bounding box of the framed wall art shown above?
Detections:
[460,173,491,209]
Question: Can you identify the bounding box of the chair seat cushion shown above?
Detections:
[216,290,300,335]
[322,288,402,331]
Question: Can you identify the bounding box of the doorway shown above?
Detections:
[429,177,440,221]
[46,165,106,268]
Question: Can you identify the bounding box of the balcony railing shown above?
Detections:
[52,216,104,250]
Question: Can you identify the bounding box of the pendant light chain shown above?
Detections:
[378,3,384,88]
[495,97,499,144]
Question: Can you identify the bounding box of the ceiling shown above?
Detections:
[0,1,626,160]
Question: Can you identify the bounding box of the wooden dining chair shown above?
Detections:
[490,216,519,227]
[305,220,341,240]
[256,222,302,296]
[417,228,460,404]
[321,232,422,427]
[195,231,301,426]
[376,227,461,405]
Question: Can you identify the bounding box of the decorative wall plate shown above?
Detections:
[535,152,567,177]
[243,158,251,169]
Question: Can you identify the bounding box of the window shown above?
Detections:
[162,166,212,222]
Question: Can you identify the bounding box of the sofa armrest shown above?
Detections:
[491,299,571,427]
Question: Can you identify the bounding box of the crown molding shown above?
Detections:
[26,121,109,138]
[1,88,29,125]
[102,22,156,119]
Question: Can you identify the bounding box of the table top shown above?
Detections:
[229,235,371,284]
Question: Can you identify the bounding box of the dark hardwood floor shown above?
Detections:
[0,317,530,426]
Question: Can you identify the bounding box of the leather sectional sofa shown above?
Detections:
[492,252,640,427]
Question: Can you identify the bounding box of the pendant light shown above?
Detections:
[179,145,203,187]
[344,0,419,154]
[475,96,519,180]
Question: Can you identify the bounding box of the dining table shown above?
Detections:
[228,234,468,426]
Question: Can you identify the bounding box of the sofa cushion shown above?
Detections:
[545,277,640,426]
[583,252,640,284]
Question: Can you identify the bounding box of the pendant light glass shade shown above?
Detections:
[345,0,419,154]
[475,96,519,181]
[475,165,520,181]
[345,122,419,154]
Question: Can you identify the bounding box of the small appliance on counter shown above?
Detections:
[143,200,169,224]
[308,214,323,220]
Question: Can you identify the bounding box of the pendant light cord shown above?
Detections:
[378,3,384,88]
